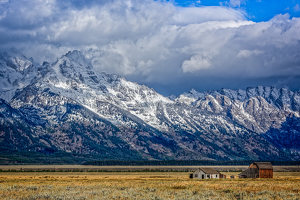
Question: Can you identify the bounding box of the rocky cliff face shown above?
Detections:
[0,50,299,162]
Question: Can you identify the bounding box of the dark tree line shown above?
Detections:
[83,160,300,166]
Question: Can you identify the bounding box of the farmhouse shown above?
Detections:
[190,168,220,179]
[239,162,273,178]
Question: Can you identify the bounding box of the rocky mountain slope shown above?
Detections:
[0,50,299,162]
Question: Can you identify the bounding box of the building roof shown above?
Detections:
[198,167,219,174]
[252,162,273,169]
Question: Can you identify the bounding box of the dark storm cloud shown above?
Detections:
[0,0,299,94]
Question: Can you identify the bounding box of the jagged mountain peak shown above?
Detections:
[61,51,127,85]
[62,50,92,67]
[50,50,125,87]
[177,86,299,112]
[0,50,35,73]
[12,50,173,131]
[55,50,92,73]
[1,50,299,162]
[0,50,38,102]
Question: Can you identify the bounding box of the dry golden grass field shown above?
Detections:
[0,170,300,200]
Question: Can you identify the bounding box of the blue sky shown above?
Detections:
[0,0,299,94]
[173,0,300,21]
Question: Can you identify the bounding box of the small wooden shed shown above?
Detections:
[239,162,273,178]
[190,168,220,179]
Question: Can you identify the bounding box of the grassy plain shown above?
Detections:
[0,170,300,200]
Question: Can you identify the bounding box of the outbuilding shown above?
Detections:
[190,168,220,179]
[239,162,273,178]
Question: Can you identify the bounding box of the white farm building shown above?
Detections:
[190,168,220,179]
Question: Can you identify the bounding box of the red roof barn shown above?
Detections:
[239,162,273,178]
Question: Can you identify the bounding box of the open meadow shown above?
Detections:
[0,168,300,200]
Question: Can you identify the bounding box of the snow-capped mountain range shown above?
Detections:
[0,50,299,162]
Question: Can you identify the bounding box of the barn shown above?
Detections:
[239,162,273,178]
[190,168,220,179]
